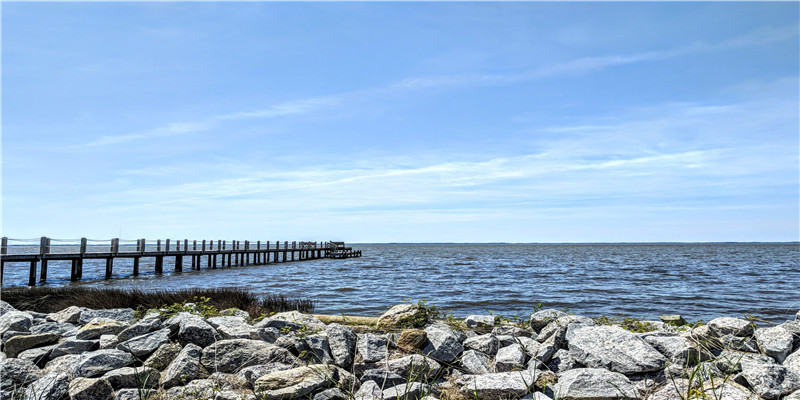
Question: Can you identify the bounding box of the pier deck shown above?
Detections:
[0,237,361,286]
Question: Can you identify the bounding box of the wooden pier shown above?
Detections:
[0,237,361,286]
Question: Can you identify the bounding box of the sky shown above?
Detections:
[1,2,798,243]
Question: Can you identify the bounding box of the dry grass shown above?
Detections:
[0,286,313,317]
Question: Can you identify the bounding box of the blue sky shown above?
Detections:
[2,2,798,243]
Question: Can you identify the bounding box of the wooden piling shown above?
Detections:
[39,237,49,282]
[175,255,183,272]
[28,261,36,286]
[105,258,113,279]
[133,257,140,276]
[155,256,163,274]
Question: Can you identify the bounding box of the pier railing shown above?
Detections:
[0,237,361,286]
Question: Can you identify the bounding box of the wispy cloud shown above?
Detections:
[75,25,798,149]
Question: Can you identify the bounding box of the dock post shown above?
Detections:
[28,260,37,286]
[291,241,295,261]
[244,241,249,266]
[256,241,261,264]
[157,239,162,252]
[202,240,206,251]
[70,259,79,281]
[78,238,86,279]
[1,237,6,284]
[133,257,140,276]
[155,256,163,274]
[207,254,212,269]
[40,237,49,282]
[165,239,170,253]
[212,254,217,269]
[105,257,113,279]
[175,255,183,272]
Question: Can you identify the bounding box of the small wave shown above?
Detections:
[334,287,357,292]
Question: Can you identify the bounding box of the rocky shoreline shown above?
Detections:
[1,300,799,400]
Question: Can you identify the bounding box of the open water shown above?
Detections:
[2,243,798,322]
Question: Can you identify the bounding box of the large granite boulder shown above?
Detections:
[755,325,794,363]
[456,370,541,400]
[0,311,33,336]
[641,331,712,366]
[385,354,442,379]
[460,349,491,375]
[326,323,357,369]
[68,377,114,400]
[116,328,170,358]
[0,358,41,389]
[305,333,335,363]
[551,368,639,400]
[237,363,298,388]
[78,308,135,325]
[71,349,135,378]
[143,342,182,370]
[253,364,354,400]
[463,334,500,356]
[165,312,219,347]
[116,318,163,342]
[568,325,667,374]
[357,333,388,363]
[354,379,383,400]
[3,333,59,358]
[46,306,86,324]
[740,359,800,399]
[23,372,70,400]
[465,315,495,329]
[382,382,431,400]
[396,329,427,352]
[495,343,527,372]
[529,309,567,332]
[200,339,301,374]
[76,318,128,340]
[269,311,326,331]
[161,343,205,389]
[421,324,464,363]
[102,366,160,389]
[707,317,755,337]
[207,315,257,339]
[377,304,426,328]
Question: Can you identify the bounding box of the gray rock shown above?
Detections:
[253,364,353,399]
[354,380,383,400]
[720,334,761,353]
[117,318,163,342]
[0,358,41,389]
[551,368,638,400]
[219,308,251,319]
[456,370,541,400]
[237,363,297,388]
[76,318,128,340]
[207,315,257,339]
[326,323,357,369]
[43,354,83,375]
[516,336,541,357]
[386,354,443,379]
[786,350,800,375]
[377,304,425,328]
[780,321,800,349]
[641,331,712,366]
[143,342,182,370]
[357,333,388,363]
[715,350,776,374]
[31,322,78,336]
[708,317,755,337]
[496,343,527,372]
[541,315,595,343]
[68,377,114,400]
[116,328,170,358]
[22,372,70,400]
[3,333,59,358]
[568,325,667,374]
[460,349,491,374]
[253,317,305,332]
[422,324,464,363]
[207,371,247,391]
[256,327,281,343]
[17,344,56,367]
[78,308,135,325]
[71,349,136,378]
[659,315,688,326]
[165,378,218,399]
[200,338,301,374]
[533,328,563,364]
[114,388,156,400]
[0,299,16,316]
[0,311,33,336]
[546,348,580,373]
[100,334,119,349]
[47,306,87,324]
[492,325,532,338]
[755,325,794,363]
[361,368,406,388]
[165,313,219,348]
[740,359,800,399]
[161,343,204,389]
[50,339,99,358]
[786,389,800,400]
[102,366,160,389]
[315,387,347,400]
[269,311,326,331]
[529,309,567,332]
[305,333,335,363]
[274,334,310,356]
[383,382,431,400]
[463,333,500,356]
[465,315,495,329]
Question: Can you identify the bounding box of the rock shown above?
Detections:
[361,368,406,388]
[143,342,182,370]
[740,359,800,399]
[207,315,257,339]
[0,311,33,336]
[0,299,16,316]
[720,334,761,353]
[533,328,563,364]
[269,311,326,331]
[76,318,128,340]
[165,312,219,347]
[220,308,251,319]
[114,388,156,400]
[715,350,776,374]
[779,321,800,349]
[326,323,357,369]
[165,378,218,399]
[117,318,163,342]
[397,329,428,352]
[102,366,160,389]
[708,317,755,337]
[421,324,464,363]
[463,333,500,356]
[357,333,388,363]
[254,364,353,399]
[3,333,59,358]
[755,325,794,363]
[47,306,87,324]
[99,334,119,349]
[306,333,335,363]
[71,349,136,378]
[377,304,426,328]
[460,349,491,374]
[78,308,135,325]
[641,332,711,366]
[354,380,383,400]
[465,315,495,329]
[383,382,431,400]
[786,390,800,400]
[568,325,667,374]
[43,354,82,375]
[17,344,56,367]
[385,354,442,379]
[161,343,204,388]
[492,325,532,338]
[48,339,98,360]
[237,363,297,388]
[116,328,170,358]
[257,327,281,343]
[496,343,527,372]
[253,317,306,332]
[201,339,301,374]
[786,351,800,375]
[529,309,567,332]
[551,368,638,400]
[0,358,40,389]
[315,387,347,400]
[23,372,70,400]
[30,322,78,336]
[660,315,688,326]
[456,370,541,400]
[274,334,310,357]
[517,336,541,357]
[546,349,580,373]
[68,377,114,400]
